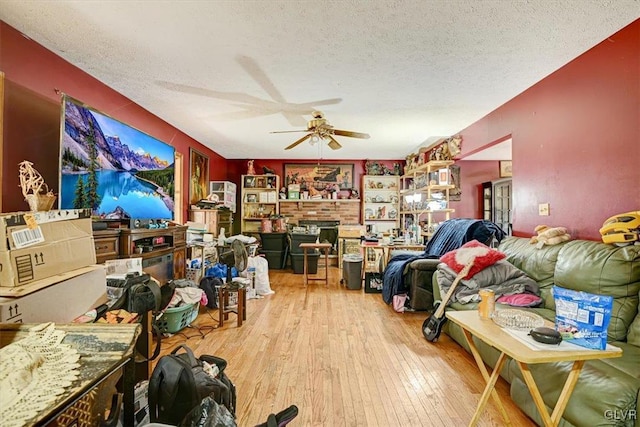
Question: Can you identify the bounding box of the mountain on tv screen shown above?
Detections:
[59,96,175,220]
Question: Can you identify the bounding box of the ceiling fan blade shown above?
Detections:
[285,133,313,150]
[270,130,309,134]
[327,135,342,150]
[333,129,370,139]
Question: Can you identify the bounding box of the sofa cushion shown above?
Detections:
[554,241,640,341]
[498,237,566,308]
[601,341,640,379]
[626,290,640,346]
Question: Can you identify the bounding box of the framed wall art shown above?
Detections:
[499,160,513,178]
[284,163,355,191]
[189,148,209,205]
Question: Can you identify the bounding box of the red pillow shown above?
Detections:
[439,240,506,279]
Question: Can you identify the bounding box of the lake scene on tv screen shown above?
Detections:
[60,97,175,219]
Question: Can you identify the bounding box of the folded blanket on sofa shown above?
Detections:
[436,260,539,304]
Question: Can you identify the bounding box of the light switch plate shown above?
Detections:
[539,203,550,216]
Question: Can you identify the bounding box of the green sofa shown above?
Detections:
[429,237,640,427]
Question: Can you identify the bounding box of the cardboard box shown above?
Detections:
[0,265,107,323]
[0,209,96,287]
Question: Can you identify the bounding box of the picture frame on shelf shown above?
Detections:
[256,177,266,188]
[438,168,450,185]
[246,194,257,203]
[500,160,513,178]
[189,148,209,205]
[244,176,256,188]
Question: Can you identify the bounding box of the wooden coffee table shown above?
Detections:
[446,310,622,427]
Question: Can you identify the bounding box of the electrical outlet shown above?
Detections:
[539,203,550,216]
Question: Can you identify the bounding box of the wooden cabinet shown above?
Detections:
[400,160,455,241]
[92,225,188,281]
[241,174,280,234]
[92,229,121,264]
[189,208,232,237]
[361,175,400,235]
[173,246,186,280]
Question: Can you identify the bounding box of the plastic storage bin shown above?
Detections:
[156,303,197,334]
[260,249,286,269]
[343,254,363,290]
[260,232,288,251]
[290,233,319,253]
[291,252,320,274]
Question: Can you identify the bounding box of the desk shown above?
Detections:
[0,323,141,426]
[446,311,622,427]
[299,242,332,286]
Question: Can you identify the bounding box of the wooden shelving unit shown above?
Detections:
[361,175,400,235]
[240,174,280,234]
[400,160,455,241]
[188,208,232,237]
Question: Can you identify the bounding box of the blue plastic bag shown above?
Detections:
[206,263,238,281]
[552,285,613,350]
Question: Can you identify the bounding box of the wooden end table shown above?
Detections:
[446,310,622,427]
[216,283,247,327]
[299,242,332,286]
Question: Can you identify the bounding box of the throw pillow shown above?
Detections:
[439,240,506,279]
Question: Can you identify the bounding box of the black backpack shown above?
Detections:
[199,276,223,309]
[148,344,236,425]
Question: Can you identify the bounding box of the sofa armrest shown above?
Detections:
[406,258,441,311]
[409,258,440,272]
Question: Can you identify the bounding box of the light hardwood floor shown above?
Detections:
[154,267,537,426]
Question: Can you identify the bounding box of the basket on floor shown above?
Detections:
[185,267,202,283]
[156,303,197,334]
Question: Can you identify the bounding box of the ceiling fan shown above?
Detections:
[271,111,370,150]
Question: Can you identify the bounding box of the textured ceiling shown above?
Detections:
[1,1,638,160]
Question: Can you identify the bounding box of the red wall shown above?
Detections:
[451,161,501,219]
[0,21,227,221]
[457,20,640,240]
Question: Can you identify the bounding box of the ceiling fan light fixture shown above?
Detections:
[309,134,320,145]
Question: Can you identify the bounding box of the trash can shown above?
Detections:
[342,254,363,290]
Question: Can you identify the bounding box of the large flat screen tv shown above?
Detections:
[59,96,175,220]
